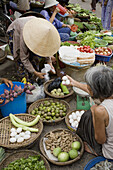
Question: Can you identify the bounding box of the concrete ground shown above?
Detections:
[0,1,107,170]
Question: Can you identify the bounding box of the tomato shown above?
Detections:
[83,45,87,48]
[71,24,78,32]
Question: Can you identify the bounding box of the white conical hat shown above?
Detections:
[44,0,59,9]
[23,18,61,57]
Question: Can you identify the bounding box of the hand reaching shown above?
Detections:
[65,75,75,86]
[34,71,46,79]
[1,78,13,89]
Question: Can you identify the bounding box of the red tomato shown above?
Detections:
[71,24,78,32]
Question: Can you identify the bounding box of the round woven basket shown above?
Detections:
[0,114,43,149]
[0,150,51,170]
[28,98,70,125]
[39,128,84,166]
[44,79,74,99]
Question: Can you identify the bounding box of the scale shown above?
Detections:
[73,84,91,110]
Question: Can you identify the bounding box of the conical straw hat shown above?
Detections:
[23,18,61,57]
[44,0,59,9]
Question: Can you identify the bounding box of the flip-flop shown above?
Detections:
[84,142,98,156]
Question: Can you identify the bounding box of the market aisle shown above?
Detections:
[70,0,101,18]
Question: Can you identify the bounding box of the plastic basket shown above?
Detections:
[0,82,26,117]
[84,156,113,170]
[95,53,112,62]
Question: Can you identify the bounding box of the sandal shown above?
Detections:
[84,142,98,156]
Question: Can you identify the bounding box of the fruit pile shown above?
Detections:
[31,100,67,121]
[95,47,112,56]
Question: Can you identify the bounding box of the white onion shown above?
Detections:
[62,81,66,85]
[15,134,20,139]
[72,114,77,120]
[76,111,80,117]
[72,122,77,128]
[69,114,73,119]
[10,137,16,143]
[65,80,70,85]
[16,127,22,133]
[69,118,74,123]
[77,116,81,122]
[17,137,24,143]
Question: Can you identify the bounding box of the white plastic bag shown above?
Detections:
[41,64,55,81]
[26,83,45,103]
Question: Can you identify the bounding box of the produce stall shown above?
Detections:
[1,2,113,170]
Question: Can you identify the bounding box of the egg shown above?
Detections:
[25,131,31,135]
[62,76,68,81]
[65,80,70,85]
[77,116,81,122]
[69,114,73,119]
[17,137,24,143]
[15,134,20,139]
[69,118,74,124]
[24,135,31,140]
[10,131,17,137]
[76,111,80,117]
[10,137,16,143]
[72,114,77,120]
[19,132,25,137]
[10,128,16,133]
[16,127,22,133]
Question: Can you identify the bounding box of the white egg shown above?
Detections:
[72,122,77,128]
[10,128,16,133]
[69,114,73,119]
[69,118,74,124]
[72,114,77,120]
[25,131,31,135]
[62,81,66,85]
[10,137,16,143]
[65,80,70,85]
[17,137,24,143]
[15,134,20,139]
[76,111,80,117]
[77,116,81,122]
[62,76,68,81]
[80,110,85,115]
[16,127,22,133]
[19,132,25,137]
[10,131,17,137]
[24,135,31,140]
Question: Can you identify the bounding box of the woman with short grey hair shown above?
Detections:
[66,66,113,159]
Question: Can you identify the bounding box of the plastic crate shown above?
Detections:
[95,53,112,62]
[76,95,91,110]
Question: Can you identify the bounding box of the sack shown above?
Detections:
[26,83,45,103]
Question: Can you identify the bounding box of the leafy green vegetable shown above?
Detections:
[103,36,113,44]
[2,155,46,170]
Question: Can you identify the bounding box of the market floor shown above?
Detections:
[0,0,107,170]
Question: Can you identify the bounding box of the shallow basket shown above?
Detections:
[0,114,43,149]
[39,128,84,166]
[28,98,70,124]
[44,79,74,99]
[95,53,112,62]
[0,150,50,170]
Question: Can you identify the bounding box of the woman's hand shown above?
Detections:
[54,7,60,14]
[62,24,71,29]
[34,71,46,79]
[1,78,13,89]
[0,99,4,104]
[48,62,56,74]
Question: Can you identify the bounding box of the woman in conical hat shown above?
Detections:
[40,0,71,42]
[7,16,61,82]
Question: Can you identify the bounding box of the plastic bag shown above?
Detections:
[48,77,62,92]
[41,64,55,81]
[26,83,45,103]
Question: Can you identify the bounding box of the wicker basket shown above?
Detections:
[39,128,84,166]
[65,110,84,131]
[0,150,50,170]
[0,114,43,149]
[44,79,74,99]
[28,98,70,124]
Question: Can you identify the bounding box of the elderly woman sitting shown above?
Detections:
[66,66,113,159]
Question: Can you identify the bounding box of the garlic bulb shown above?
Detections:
[17,137,24,143]
[10,137,16,143]
[16,127,22,133]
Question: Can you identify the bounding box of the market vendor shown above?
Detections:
[0,78,13,104]
[7,16,61,83]
[40,0,71,42]
[65,66,113,159]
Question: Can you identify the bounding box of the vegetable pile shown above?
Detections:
[0,83,35,106]
[90,160,113,170]
[9,113,40,132]
[31,100,67,121]
[45,130,81,162]
[51,88,64,96]
[69,110,85,129]
[95,47,112,56]
[77,45,93,53]
[2,155,46,170]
